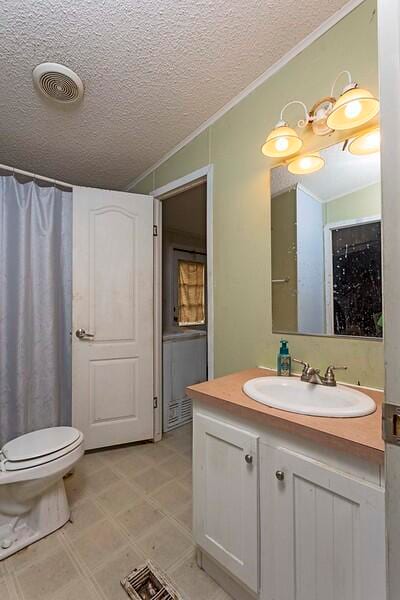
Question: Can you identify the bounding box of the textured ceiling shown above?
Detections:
[271,142,381,202]
[0,0,350,190]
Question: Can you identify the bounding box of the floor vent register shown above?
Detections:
[121,561,184,600]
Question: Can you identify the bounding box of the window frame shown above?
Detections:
[324,214,382,336]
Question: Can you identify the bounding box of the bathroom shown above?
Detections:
[0,0,399,599]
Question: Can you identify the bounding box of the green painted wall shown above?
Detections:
[134,172,155,195]
[133,0,383,388]
[156,130,210,189]
[325,182,381,224]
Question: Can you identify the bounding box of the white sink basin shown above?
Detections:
[243,376,376,418]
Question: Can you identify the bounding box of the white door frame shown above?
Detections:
[378,0,400,597]
[323,215,381,334]
[153,196,163,441]
[151,165,214,440]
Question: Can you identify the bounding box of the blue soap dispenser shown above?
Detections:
[277,339,291,376]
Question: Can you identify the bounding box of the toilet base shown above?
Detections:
[0,479,70,560]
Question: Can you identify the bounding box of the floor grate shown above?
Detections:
[121,561,184,600]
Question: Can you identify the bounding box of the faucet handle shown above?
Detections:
[324,365,347,385]
[293,358,310,374]
[326,365,348,372]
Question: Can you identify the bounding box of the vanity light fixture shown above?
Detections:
[261,124,303,158]
[261,101,309,158]
[348,126,380,155]
[287,152,325,175]
[309,97,336,136]
[326,71,379,131]
[262,71,379,174]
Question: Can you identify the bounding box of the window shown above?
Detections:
[177,259,206,326]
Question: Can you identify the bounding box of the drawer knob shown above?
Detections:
[275,470,285,481]
[245,454,253,464]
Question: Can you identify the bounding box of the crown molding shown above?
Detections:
[126,0,365,191]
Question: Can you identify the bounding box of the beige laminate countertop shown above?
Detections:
[187,368,384,463]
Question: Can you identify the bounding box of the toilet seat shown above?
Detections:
[0,427,83,472]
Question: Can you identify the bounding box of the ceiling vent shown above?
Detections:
[32,63,84,103]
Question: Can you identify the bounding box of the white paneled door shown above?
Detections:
[72,187,154,449]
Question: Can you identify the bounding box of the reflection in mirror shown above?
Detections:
[271,142,382,338]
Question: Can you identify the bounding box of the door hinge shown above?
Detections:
[382,403,400,445]
[153,397,158,409]
[153,225,158,237]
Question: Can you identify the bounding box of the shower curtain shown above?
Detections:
[0,175,72,445]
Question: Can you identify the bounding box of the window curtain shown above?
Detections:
[0,176,72,445]
[178,260,205,325]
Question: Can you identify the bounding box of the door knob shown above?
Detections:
[275,470,285,481]
[245,454,253,464]
[75,328,95,340]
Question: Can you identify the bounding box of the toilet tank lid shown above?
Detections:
[1,427,82,462]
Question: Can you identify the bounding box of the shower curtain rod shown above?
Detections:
[0,163,73,189]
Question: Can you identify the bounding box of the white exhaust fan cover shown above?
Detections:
[32,63,84,103]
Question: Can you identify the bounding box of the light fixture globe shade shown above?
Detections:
[261,125,303,158]
[348,127,380,155]
[326,86,379,131]
[288,152,325,175]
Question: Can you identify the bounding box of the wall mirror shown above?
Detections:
[271,141,382,338]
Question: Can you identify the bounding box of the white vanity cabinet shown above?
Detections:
[193,412,260,593]
[192,400,386,600]
[261,444,385,600]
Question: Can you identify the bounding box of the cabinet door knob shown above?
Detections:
[245,454,253,464]
[275,470,285,481]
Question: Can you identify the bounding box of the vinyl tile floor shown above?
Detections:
[0,424,232,600]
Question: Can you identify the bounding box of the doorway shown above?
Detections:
[152,165,214,439]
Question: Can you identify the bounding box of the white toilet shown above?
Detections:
[0,426,84,560]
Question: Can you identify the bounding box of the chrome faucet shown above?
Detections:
[293,359,347,387]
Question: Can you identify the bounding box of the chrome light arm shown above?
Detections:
[279,100,311,129]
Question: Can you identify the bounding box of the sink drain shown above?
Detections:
[121,561,184,600]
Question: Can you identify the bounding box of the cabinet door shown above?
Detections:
[261,445,385,600]
[194,413,259,592]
